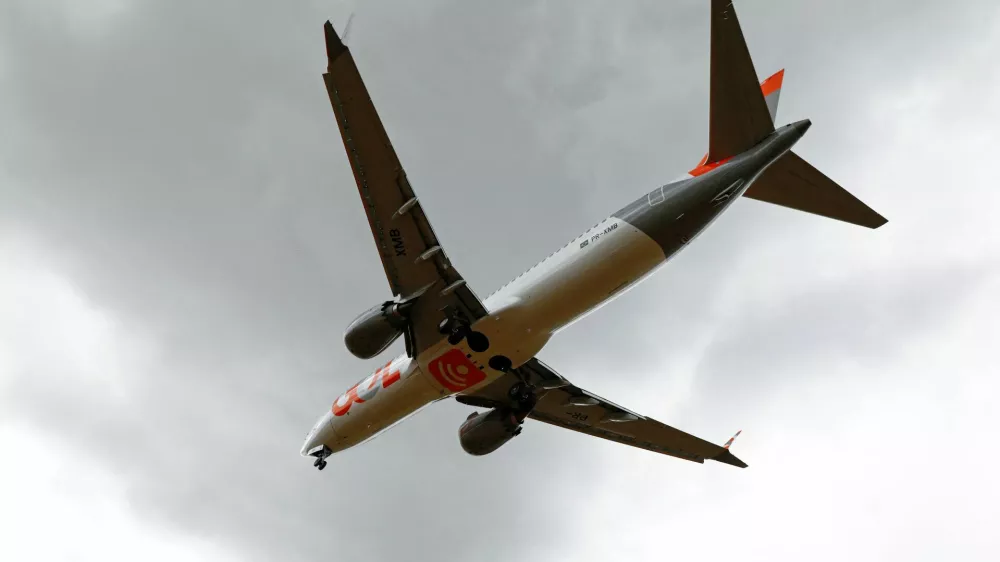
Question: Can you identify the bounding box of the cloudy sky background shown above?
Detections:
[2,0,999,560]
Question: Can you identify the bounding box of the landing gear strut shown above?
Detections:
[501,383,534,440]
[508,381,537,412]
[310,445,332,471]
[444,322,469,345]
[439,316,490,351]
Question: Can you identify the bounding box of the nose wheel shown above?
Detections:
[310,445,332,471]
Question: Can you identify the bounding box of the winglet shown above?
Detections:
[723,429,742,449]
[324,20,348,70]
[712,430,747,468]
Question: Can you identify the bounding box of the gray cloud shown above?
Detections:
[684,259,999,425]
[2,0,999,560]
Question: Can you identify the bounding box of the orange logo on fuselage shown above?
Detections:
[428,349,486,392]
[333,360,402,417]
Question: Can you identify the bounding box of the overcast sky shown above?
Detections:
[2,0,999,560]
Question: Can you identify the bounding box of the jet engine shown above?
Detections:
[344,301,410,359]
[458,408,523,456]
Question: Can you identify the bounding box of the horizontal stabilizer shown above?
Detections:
[744,151,888,229]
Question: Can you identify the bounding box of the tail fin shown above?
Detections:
[689,69,785,177]
[761,69,784,123]
[707,0,775,162]
[699,2,887,229]
[744,151,888,228]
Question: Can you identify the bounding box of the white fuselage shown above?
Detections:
[301,215,671,456]
[300,115,811,458]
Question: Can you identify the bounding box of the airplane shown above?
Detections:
[301,0,886,471]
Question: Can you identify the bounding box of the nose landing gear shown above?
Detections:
[310,445,332,471]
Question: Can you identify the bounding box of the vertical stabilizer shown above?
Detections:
[707,0,775,162]
[689,69,786,176]
[761,69,784,123]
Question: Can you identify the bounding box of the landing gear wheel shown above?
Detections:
[317,460,327,471]
[507,381,529,401]
[444,322,469,345]
[466,331,490,352]
[507,381,537,412]
[489,355,512,373]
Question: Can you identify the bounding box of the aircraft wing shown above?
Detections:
[456,358,747,468]
[321,22,488,355]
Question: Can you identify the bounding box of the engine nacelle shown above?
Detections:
[344,301,408,359]
[459,408,522,456]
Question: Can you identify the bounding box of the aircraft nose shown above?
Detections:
[300,435,317,457]
[300,410,334,456]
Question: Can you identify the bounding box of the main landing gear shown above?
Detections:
[504,378,538,438]
[485,354,537,413]
[508,381,538,413]
[496,383,536,439]
[439,317,490,352]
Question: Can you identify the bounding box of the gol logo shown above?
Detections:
[428,349,486,392]
[333,361,401,417]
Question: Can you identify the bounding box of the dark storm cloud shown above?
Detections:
[2,0,997,560]
[1,1,606,560]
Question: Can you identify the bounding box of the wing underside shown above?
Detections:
[457,359,747,468]
[743,150,888,228]
[322,22,487,355]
